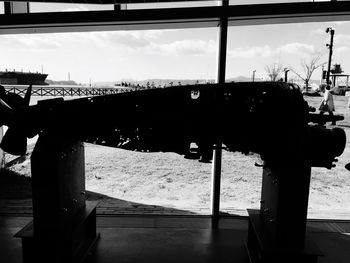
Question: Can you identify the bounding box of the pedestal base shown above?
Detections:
[15,201,100,263]
[246,209,321,263]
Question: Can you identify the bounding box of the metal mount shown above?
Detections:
[15,134,99,263]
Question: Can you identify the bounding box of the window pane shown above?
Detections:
[30,3,114,13]
[1,28,217,215]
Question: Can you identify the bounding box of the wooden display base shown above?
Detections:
[15,201,100,263]
[246,209,321,263]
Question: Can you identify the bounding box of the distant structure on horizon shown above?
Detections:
[46,79,78,86]
[0,70,48,85]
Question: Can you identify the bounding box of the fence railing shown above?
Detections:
[4,86,124,97]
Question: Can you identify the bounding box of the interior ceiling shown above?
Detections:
[5,0,211,4]
[1,1,350,34]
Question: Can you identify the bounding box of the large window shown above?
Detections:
[221,21,350,217]
[2,3,350,217]
[2,28,218,215]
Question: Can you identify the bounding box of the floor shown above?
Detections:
[2,214,350,263]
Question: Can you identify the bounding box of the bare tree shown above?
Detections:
[264,63,284,81]
[290,52,326,91]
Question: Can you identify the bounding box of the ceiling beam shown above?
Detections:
[0,2,350,34]
[2,0,216,4]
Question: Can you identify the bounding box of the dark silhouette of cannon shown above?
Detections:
[0,82,346,263]
[0,81,345,168]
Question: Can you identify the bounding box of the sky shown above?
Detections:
[0,1,350,85]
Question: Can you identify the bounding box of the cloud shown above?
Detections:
[0,30,167,52]
[13,30,214,57]
[0,34,61,49]
[277,42,315,55]
[62,5,89,12]
[86,30,217,57]
[329,21,350,26]
[228,45,272,58]
[147,39,216,56]
[84,30,170,51]
[311,28,326,35]
[335,46,349,54]
[0,31,320,66]
[0,30,217,58]
[91,31,152,49]
[335,34,350,45]
[227,42,317,60]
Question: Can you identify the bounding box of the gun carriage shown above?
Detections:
[0,81,346,263]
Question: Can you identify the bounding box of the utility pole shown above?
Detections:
[284,68,289,82]
[326,27,335,86]
[252,70,256,82]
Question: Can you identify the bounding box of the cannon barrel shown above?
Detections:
[307,126,346,168]
[308,112,344,125]
[219,82,346,168]
[0,82,346,169]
